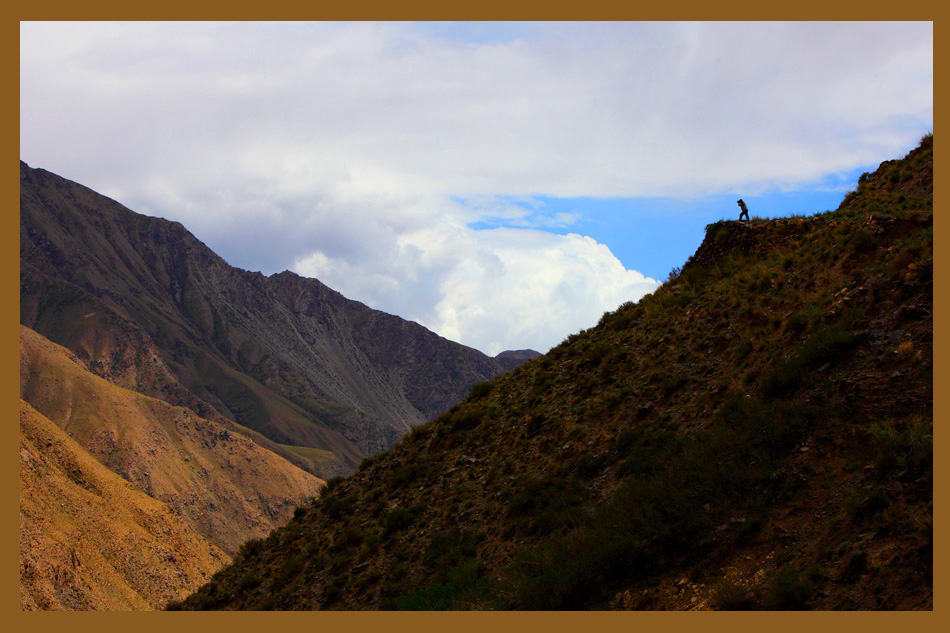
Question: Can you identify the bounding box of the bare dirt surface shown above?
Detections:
[20,325,325,556]
[19,400,229,610]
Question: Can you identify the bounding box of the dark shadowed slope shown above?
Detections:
[176,136,931,611]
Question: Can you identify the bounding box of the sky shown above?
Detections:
[20,21,933,356]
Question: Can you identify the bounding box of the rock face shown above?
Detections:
[19,399,230,610]
[20,161,514,476]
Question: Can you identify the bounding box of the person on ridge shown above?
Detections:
[737,199,750,221]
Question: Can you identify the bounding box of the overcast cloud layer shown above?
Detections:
[20,21,932,354]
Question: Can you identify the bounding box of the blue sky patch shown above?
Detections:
[464,166,868,280]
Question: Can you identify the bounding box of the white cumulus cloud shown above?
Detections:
[296,218,659,355]
[20,21,932,354]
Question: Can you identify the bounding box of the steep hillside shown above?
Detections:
[20,326,325,555]
[19,400,229,610]
[176,135,932,611]
[20,162,524,475]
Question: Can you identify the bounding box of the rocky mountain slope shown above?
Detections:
[19,399,229,610]
[175,135,932,611]
[20,162,532,476]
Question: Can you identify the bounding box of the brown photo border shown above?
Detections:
[7,7,939,632]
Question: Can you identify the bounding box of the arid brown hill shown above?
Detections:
[19,399,229,610]
[20,162,532,476]
[20,325,325,556]
[176,135,932,611]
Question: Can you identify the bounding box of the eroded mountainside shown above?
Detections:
[20,163,529,476]
[19,400,229,610]
[20,326,325,556]
[176,136,932,611]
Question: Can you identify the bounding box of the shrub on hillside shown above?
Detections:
[468,380,494,400]
[867,417,932,477]
[765,565,819,610]
[382,504,424,535]
[711,579,756,610]
[395,559,487,610]
[237,537,265,560]
[759,317,859,399]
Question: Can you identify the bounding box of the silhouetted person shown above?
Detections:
[737,199,750,221]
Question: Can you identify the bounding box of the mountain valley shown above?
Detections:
[19,136,933,611]
[19,159,536,610]
[21,161,530,477]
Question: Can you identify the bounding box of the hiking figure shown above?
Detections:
[737,199,750,222]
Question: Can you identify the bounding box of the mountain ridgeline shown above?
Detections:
[175,136,932,610]
[20,161,534,477]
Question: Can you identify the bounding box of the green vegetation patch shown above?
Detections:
[867,417,932,477]
[503,391,818,609]
[394,559,489,610]
[280,444,336,469]
[759,315,859,399]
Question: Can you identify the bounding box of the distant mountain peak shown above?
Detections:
[20,162,527,477]
[494,348,542,372]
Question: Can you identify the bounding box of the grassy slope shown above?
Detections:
[189,349,365,471]
[176,136,932,611]
[280,445,338,471]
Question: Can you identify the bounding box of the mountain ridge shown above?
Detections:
[20,161,536,476]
